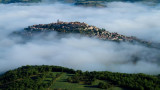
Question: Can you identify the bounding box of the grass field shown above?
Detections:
[44,72,124,90]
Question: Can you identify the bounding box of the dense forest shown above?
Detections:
[0,65,159,90]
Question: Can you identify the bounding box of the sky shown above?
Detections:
[0,1,160,74]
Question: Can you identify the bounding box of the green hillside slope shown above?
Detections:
[0,65,159,90]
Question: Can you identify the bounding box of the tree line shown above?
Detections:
[67,71,160,90]
[0,65,159,90]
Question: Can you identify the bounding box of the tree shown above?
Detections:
[98,82,112,89]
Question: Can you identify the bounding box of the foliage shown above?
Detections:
[68,71,160,90]
[0,65,159,90]
[0,65,75,90]
[98,82,112,89]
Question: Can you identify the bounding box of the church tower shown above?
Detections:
[57,19,60,23]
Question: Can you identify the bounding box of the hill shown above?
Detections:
[0,65,159,90]
[0,0,159,5]
[73,0,160,7]
[0,0,41,3]
[13,21,151,46]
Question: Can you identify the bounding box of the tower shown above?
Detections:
[57,19,60,23]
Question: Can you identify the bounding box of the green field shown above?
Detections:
[45,72,124,90]
[0,65,159,90]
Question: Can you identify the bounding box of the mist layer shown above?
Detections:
[0,2,160,74]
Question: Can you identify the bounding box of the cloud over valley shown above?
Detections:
[0,1,160,74]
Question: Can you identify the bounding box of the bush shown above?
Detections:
[98,82,112,89]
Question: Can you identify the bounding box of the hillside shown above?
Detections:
[0,65,159,90]
[0,0,41,3]
[0,0,159,5]
[13,21,151,46]
[75,0,107,7]
[57,0,160,7]
[74,0,160,7]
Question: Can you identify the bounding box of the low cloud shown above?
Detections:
[0,2,160,74]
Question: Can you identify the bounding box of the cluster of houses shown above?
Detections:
[27,20,98,30]
[25,21,148,43]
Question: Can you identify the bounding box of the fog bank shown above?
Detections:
[0,2,160,74]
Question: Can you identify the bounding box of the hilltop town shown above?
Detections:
[15,20,149,45]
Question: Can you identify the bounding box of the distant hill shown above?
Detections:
[74,0,160,7]
[0,0,159,4]
[106,0,159,2]
[13,21,150,45]
[0,0,41,3]
[75,0,107,7]
[0,65,159,90]
[12,21,160,49]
